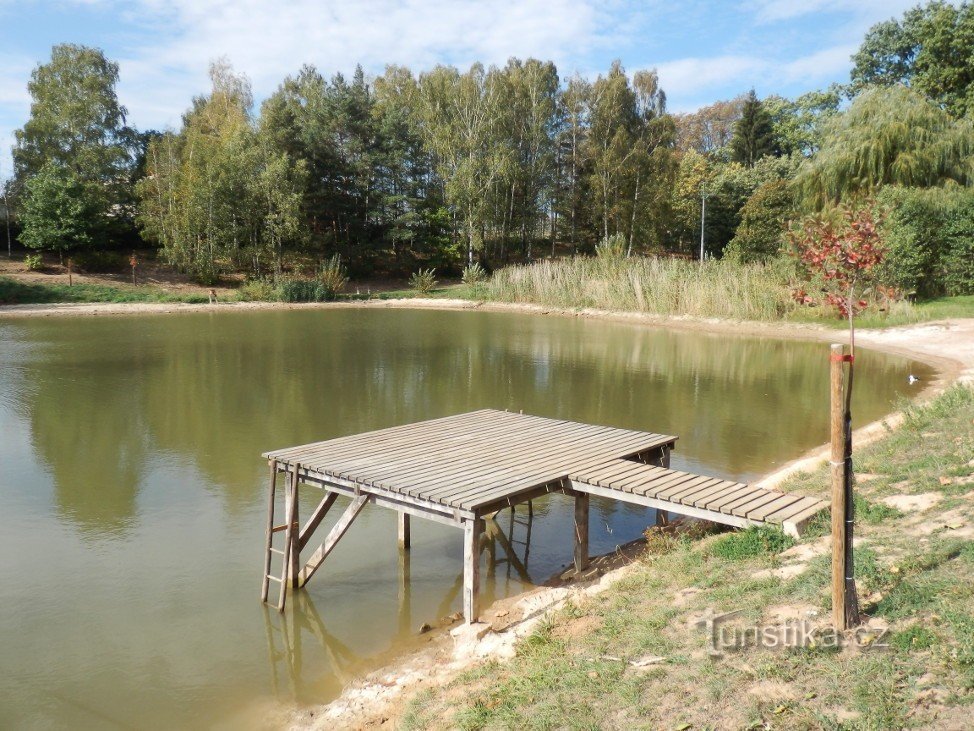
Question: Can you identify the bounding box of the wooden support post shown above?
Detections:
[288,466,301,588]
[398,511,411,550]
[830,343,855,630]
[655,509,669,527]
[299,494,369,587]
[463,517,484,623]
[261,459,277,603]
[574,492,589,572]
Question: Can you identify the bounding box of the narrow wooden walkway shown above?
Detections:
[260,410,826,622]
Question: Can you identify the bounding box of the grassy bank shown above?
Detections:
[466,256,974,327]
[402,386,974,730]
[0,276,209,305]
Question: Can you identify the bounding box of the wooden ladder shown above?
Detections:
[261,460,300,612]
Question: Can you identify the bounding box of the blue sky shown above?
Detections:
[0,0,922,174]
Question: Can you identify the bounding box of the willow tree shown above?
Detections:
[799,85,974,208]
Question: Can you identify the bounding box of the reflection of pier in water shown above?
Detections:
[262,505,536,701]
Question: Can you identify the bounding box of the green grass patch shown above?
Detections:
[708,526,795,560]
[890,626,937,651]
[0,276,207,305]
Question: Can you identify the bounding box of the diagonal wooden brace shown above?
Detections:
[299,492,340,551]
[298,494,369,587]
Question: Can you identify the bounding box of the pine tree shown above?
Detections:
[730,90,775,167]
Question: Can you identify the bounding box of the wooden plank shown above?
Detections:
[571,479,752,529]
[699,485,758,512]
[684,481,746,508]
[727,491,784,518]
[764,495,824,524]
[445,432,672,509]
[781,500,829,537]
[745,494,802,521]
[283,411,506,469]
[299,494,370,587]
[264,410,492,460]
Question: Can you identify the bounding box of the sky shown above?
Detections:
[0,0,923,175]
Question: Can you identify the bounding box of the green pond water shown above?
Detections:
[0,308,934,729]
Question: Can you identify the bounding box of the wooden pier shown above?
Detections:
[260,410,826,622]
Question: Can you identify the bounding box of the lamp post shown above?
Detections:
[699,183,708,263]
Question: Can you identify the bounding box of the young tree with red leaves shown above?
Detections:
[789,205,887,628]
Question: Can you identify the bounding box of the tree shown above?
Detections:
[730,90,776,167]
[13,44,134,248]
[764,86,842,157]
[724,180,795,263]
[417,63,510,266]
[798,85,974,208]
[852,2,974,117]
[19,162,99,256]
[673,96,744,157]
[137,60,306,280]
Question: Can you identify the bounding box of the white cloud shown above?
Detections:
[110,0,622,131]
[744,0,917,24]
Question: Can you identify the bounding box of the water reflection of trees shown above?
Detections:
[15,322,152,536]
[15,309,924,536]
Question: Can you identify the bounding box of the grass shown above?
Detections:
[0,276,209,304]
[401,385,974,730]
[456,255,974,327]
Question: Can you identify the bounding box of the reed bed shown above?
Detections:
[482,256,797,321]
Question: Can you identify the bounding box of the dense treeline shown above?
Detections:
[5,1,974,298]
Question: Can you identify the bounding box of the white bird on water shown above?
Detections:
[908,374,921,385]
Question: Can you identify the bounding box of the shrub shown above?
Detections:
[461,262,487,285]
[24,253,44,271]
[276,277,334,302]
[319,254,348,297]
[595,233,627,259]
[724,180,795,264]
[237,278,276,302]
[409,268,437,294]
[876,186,974,297]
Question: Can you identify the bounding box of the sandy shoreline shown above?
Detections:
[6,297,973,730]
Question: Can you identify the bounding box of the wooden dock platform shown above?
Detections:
[260,410,826,622]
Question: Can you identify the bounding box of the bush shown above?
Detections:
[24,253,44,271]
[319,254,348,297]
[237,278,276,302]
[876,186,974,297]
[595,233,627,259]
[276,277,335,302]
[461,262,487,285]
[409,268,437,294]
[724,180,795,264]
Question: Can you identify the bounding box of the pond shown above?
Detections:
[0,308,934,729]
